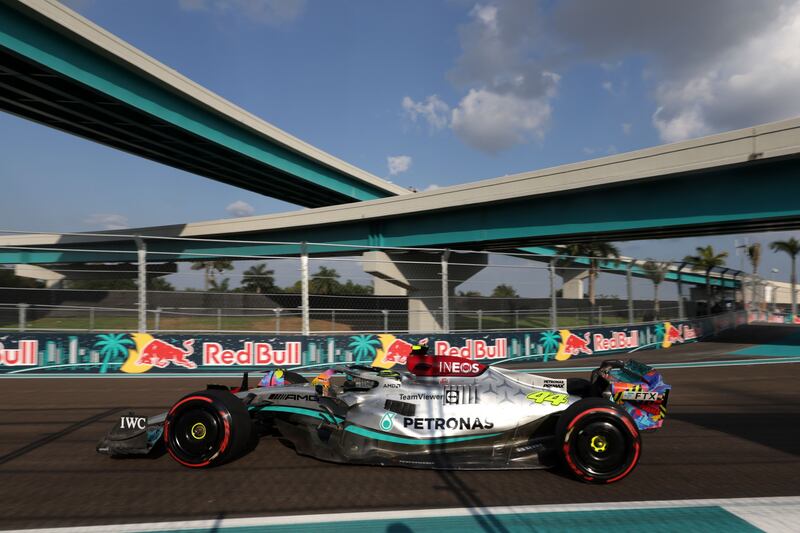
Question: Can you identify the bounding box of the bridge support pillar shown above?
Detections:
[363,251,487,333]
[556,267,590,299]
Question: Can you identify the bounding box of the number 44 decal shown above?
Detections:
[526,391,569,406]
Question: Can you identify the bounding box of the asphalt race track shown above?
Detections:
[1,325,799,530]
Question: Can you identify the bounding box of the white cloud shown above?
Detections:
[387,155,412,176]
[650,2,800,141]
[424,184,440,191]
[402,95,450,131]
[602,81,613,93]
[622,122,632,135]
[177,0,306,25]
[451,84,556,154]
[226,200,255,217]
[84,213,129,230]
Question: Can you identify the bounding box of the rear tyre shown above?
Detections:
[555,397,640,483]
[164,389,251,468]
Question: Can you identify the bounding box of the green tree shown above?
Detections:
[66,279,137,290]
[642,260,671,320]
[310,266,341,295]
[491,284,519,298]
[684,245,728,305]
[770,237,800,317]
[147,277,175,291]
[241,263,276,294]
[746,243,761,309]
[191,260,233,291]
[458,290,483,297]
[209,277,231,292]
[340,280,373,295]
[563,242,620,306]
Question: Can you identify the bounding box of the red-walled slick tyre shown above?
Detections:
[164,389,251,468]
[555,397,641,483]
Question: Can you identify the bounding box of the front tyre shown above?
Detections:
[164,389,251,468]
[555,397,641,483]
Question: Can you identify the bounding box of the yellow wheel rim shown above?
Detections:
[191,422,207,440]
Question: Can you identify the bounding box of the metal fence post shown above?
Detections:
[477,309,483,332]
[441,249,450,333]
[275,308,282,333]
[17,303,28,332]
[331,309,336,332]
[627,262,634,324]
[382,310,389,333]
[676,263,685,320]
[300,242,310,336]
[89,307,95,332]
[598,305,603,324]
[134,237,147,333]
[154,307,161,332]
[549,258,557,330]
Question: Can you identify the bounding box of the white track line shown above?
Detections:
[4,496,800,532]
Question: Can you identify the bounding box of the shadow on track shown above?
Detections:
[671,411,800,456]
[0,407,123,466]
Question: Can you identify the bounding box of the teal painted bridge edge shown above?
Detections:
[0,312,748,375]
[154,506,759,533]
[0,3,394,204]
[4,159,800,264]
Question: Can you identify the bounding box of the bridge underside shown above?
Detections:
[0,1,403,207]
[2,156,800,266]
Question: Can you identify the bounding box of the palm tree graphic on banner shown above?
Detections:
[94,333,134,373]
[539,331,561,361]
[348,335,382,362]
[653,323,666,347]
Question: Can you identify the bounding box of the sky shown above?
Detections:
[2,0,800,288]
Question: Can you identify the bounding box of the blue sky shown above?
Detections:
[2,0,800,287]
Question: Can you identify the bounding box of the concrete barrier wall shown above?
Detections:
[0,312,747,375]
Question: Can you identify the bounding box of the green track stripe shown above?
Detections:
[152,505,759,533]
[343,425,501,446]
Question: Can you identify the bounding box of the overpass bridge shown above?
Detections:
[1,115,799,265]
[0,0,408,206]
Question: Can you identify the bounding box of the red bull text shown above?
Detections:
[203,341,301,366]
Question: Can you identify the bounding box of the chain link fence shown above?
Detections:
[0,236,757,334]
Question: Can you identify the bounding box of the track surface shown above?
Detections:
[1,325,799,530]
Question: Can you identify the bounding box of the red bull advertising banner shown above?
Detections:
[0,312,745,375]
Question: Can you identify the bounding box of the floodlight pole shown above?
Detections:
[676,263,685,320]
[441,249,450,333]
[300,241,310,336]
[627,262,634,324]
[134,236,147,333]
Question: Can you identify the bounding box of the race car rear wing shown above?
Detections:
[593,360,671,431]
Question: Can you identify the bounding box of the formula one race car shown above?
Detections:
[97,344,670,483]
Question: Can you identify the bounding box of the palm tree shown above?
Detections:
[770,237,800,317]
[310,266,341,295]
[191,260,233,291]
[684,245,728,306]
[746,243,761,310]
[242,263,276,294]
[209,277,231,292]
[642,260,671,320]
[563,242,620,306]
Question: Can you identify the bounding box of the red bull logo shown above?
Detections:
[661,322,685,349]
[136,339,196,369]
[433,339,508,360]
[0,340,38,366]
[592,331,639,352]
[383,339,413,364]
[556,330,593,361]
[203,341,301,366]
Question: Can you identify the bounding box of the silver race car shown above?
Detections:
[98,343,670,483]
